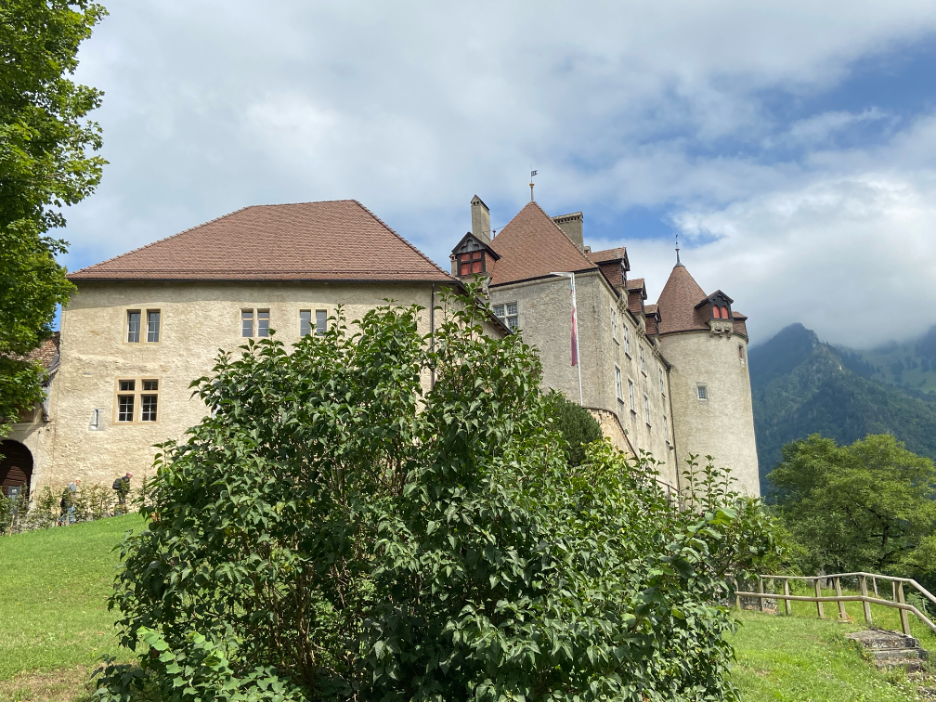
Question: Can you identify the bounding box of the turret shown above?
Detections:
[655,258,760,496]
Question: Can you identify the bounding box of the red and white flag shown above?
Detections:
[570,276,579,366]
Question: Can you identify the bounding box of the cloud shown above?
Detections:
[58,0,936,347]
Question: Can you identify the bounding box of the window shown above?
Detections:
[459,251,484,276]
[127,311,141,343]
[241,309,270,337]
[299,310,312,336]
[623,325,631,356]
[493,302,519,331]
[316,310,327,335]
[127,309,161,343]
[615,365,623,402]
[643,394,651,426]
[115,378,160,423]
[659,368,666,396]
[611,307,619,343]
[639,348,646,375]
[697,385,708,401]
[627,378,636,412]
[146,311,161,342]
[739,344,746,367]
[663,415,669,442]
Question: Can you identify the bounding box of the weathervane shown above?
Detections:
[530,167,537,202]
[675,231,682,265]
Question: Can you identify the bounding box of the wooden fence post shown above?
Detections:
[834,577,847,621]
[783,580,792,616]
[758,577,765,612]
[872,576,879,597]
[860,576,873,627]
[734,578,741,610]
[897,582,911,636]
[814,578,824,619]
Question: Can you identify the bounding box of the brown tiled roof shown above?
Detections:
[587,247,626,263]
[645,304,658,315]
[69,200,453,284]
[23,333,59,370]
[655,264,710,335]
[488,202,596,286]
[626,278,646,292]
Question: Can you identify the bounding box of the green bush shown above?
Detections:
[97,287,778,702]
[543,389,603,467]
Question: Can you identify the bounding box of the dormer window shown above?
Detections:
[458,250,485,276]
[704,292,733,320]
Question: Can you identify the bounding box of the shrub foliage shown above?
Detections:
[98,288,775,702]
[543,390,603,467]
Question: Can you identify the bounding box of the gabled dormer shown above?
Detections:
[696,290,734,336]
[450,232,500,279]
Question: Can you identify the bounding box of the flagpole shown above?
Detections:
[551,271,584,406]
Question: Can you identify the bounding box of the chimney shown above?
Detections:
[471,195,491,244]
[552,212,584,252]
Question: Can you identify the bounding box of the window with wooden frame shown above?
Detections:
[115,378,160,424]
[458,250,485,276]
[127,309,161,343]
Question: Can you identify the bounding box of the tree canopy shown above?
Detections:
[97,290,777,702]
[0,0,106,434]
[543,389,603,467]
[768,433,936,579]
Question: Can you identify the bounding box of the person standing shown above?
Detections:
[59,479,80,525]
[113,472,132,516]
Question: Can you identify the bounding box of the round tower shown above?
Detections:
[655,259,760,497]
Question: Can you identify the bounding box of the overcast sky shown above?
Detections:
[61,0,935,349]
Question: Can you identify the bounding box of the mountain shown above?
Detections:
[834,324,936,396]
[749,323,936,493]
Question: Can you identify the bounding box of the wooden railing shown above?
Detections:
[735,572,936,637]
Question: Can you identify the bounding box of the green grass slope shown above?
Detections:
[0,514,142,681]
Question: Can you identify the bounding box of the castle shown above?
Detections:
[1,197,759,499]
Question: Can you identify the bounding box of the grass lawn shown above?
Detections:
[730,610,932,702]
[0,514,143,701]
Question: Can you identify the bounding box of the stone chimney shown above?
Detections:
[552,212,584,252]
[471,195,491,244]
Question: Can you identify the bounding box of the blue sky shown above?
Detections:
[61,0,935,348]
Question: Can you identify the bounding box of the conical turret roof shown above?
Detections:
[655,263,710,335]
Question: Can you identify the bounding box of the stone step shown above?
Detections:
[845,629,922,651]
[873,647,927,662]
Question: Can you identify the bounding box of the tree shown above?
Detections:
[0,1,107,435]
[543,389,602,466]
[97,289,778,702]
[768,433,936,578]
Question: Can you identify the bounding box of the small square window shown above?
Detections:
[242,310,254,337]
[142,380,158,391]
[697,385,708,401]
[315,310,327,335]
[127,311,141,343]
[494,302,519,331]
[119,380,135,392]
[257,310,270,337]
[146,310,161,343]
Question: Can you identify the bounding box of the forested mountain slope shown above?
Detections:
[749,324,936,491]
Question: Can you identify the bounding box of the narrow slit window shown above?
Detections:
[146,310,161,343]
[643,394,651,426]
[615,366,623,401]
[257,310,270,337]
[628,379,636,412]
[659,368,666,396]
[242,311,254,337]
[315,310,327,335]
[299,310,312,336]
[127,311,141,343]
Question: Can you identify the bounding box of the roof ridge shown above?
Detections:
[69,205,254,275]
[349,200,452,278]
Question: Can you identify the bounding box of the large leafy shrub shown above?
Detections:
[98,288,776,702]
[543,389,602,467]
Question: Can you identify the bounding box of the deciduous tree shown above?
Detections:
[0,0,106,434]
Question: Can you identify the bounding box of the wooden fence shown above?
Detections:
[735,572,936,637]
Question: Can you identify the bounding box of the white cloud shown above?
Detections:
[58,0,936,347]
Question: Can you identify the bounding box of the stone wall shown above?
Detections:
[660,329,760,496]
[33,280,500,492]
